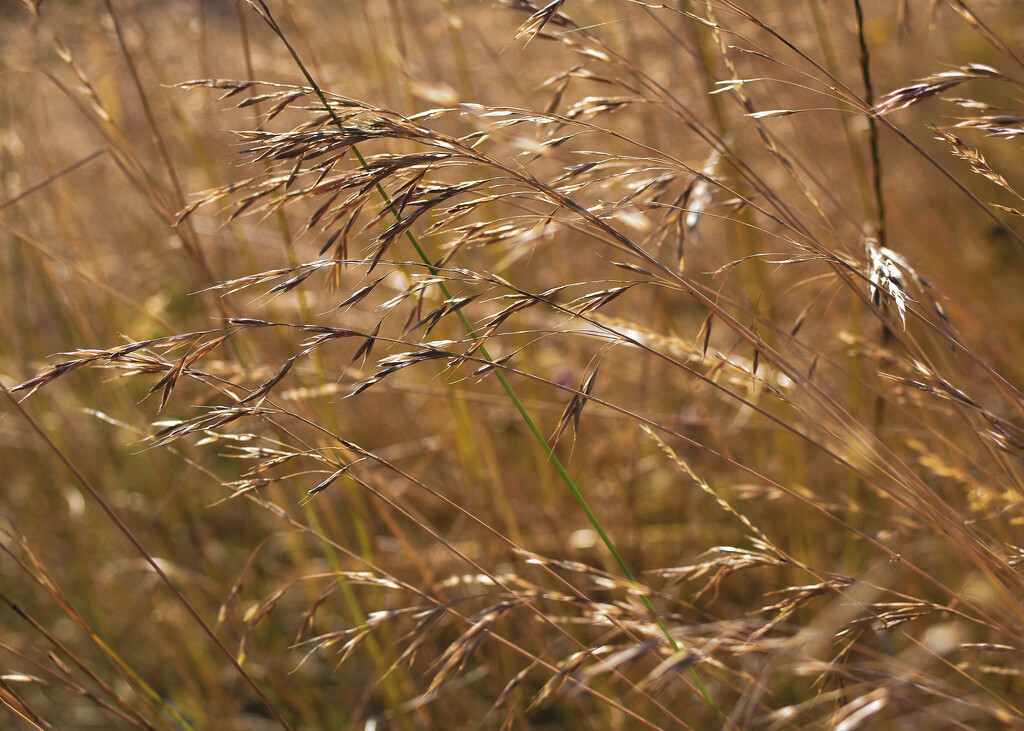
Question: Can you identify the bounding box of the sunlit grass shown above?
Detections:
[3,1,1024,728]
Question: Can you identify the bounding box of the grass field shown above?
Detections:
[3,1,1024,728]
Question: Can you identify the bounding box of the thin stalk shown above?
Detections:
[853,0,886,246]
[853,0,884,572]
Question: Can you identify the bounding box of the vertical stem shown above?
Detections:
[853,0,886,246]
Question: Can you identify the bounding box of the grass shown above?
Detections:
[3,0,1024,728]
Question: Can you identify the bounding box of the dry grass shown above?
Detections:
[3,1,1024,728]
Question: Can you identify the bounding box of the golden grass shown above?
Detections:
[3,1,1024,728]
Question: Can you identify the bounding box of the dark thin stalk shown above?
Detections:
[853,0,885,246]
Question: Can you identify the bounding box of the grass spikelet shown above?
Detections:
[874,64,1011,115]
